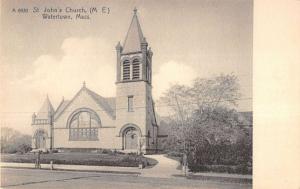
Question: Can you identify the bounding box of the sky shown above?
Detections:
[0,0,252,134]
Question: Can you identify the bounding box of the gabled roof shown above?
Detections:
[53,85,116,121]
[85,87,116,119]
[54,98,70,120]
[36,95,54,120]
[104,97,116,110]
[122,8,144,54]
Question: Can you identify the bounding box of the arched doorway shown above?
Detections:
[124,127,139,149]
[34,130,47,149]
[120,124,142,150]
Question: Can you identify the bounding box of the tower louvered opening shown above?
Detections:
[132,59,140,80]
[123,60,130,80]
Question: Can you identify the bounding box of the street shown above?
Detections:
[1,168,251,189]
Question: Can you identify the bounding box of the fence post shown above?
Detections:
[50,161,53,170]
[183,153,187,176]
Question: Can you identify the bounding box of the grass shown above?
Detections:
[1,152,158,167]
[166,152,252,175]
[189,164,252,175]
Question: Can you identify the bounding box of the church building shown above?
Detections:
[31,9,163,154]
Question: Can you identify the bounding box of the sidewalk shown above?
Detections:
[142,154,182,178]
[0,162,140,175]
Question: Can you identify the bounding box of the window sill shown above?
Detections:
[69,138,99,141]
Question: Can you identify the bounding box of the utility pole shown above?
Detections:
[174,94,187,176]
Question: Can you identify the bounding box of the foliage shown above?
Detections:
[159,74,252,174]
[1,152,158,167]
[1,127,32,154]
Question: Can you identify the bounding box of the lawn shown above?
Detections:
[1,152,158,167]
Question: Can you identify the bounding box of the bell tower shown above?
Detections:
[115,8,157,153]
[116,8,153,84]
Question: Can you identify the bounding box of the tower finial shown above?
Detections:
[133,7,137,15]
[83,81,86,88]
[116,41,121,50]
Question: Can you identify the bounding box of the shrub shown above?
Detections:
[167,151,183,157]
[189,165,210,172]
[235,164,252,175]
[101,149,112,154]
[189,164,252,175]
[50,149,58,153]
[128,152,138,156]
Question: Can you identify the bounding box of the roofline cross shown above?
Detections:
[133,7,137,15]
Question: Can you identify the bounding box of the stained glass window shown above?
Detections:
[69,110,100,141]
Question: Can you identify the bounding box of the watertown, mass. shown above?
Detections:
[41,6,109,20]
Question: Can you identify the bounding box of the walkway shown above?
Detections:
[142,154,182,178]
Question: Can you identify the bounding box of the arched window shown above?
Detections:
[122,60,130,80]
[69,110,100,141]
[132,59,140,80]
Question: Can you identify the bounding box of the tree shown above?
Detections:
[160,74,241,149]
[160,74,252,171]
[1,127,32,153]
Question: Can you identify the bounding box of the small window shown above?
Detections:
[147,130,150,146]
[128,96,134,112]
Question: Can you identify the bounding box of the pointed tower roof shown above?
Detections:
[122,8,144,54]
[36,95,55,120]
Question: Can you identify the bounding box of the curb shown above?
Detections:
[1,166,141,175]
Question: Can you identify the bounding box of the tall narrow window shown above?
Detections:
[123,60,130,80]
[128,96,134,112]
[132,59,140,80]
[147,130,150,146]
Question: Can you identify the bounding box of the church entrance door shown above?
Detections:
[35,130,47,149]
[124,127,138,150]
